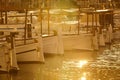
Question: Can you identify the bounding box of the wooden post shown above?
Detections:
[24,9,28,44]
[95,12,98,34]
[30,13,33,23]
[111,11,114,28]
[78,8,80,35]
[9,32,19,71]
[84,0,85,7]
[99,13,102,34]
[87,13,89,33]
[0,11,2,18]
[103,12,105,27]
[95,13,97,27]
[5,11,7,24]
[92,13,94,35]
[47,8,50,35]
[0,0,2,10]
[40,9,43,35]
[30,0,32,8]
[0,11,3,24]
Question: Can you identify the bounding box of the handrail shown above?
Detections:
[0,35,10,39]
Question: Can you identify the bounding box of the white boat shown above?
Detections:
[0,11,45,65]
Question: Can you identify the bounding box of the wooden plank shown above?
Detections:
[15,43,38,53]
[0,24,24,28]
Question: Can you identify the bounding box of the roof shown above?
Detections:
[0,0,40,11]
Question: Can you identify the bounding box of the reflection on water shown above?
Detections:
[0,50,120,80]
[77,60,88,68]
[80,76,86,80]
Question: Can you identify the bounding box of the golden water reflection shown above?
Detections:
[80,76,86,80]
[1,50,119,80]
[77,60,88,68]
[20,50,101,80]
[39,60,90,80]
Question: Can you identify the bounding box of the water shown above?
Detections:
[0,49,119,80]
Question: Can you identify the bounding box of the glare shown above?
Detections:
[80,77,87,80]
[63,21,78,24]
[28,11,34,14]
[83,72,87,76]
[77,60,88,68]
[42,34,48,37]
[96,9,109,12]
[63,8,79,12]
